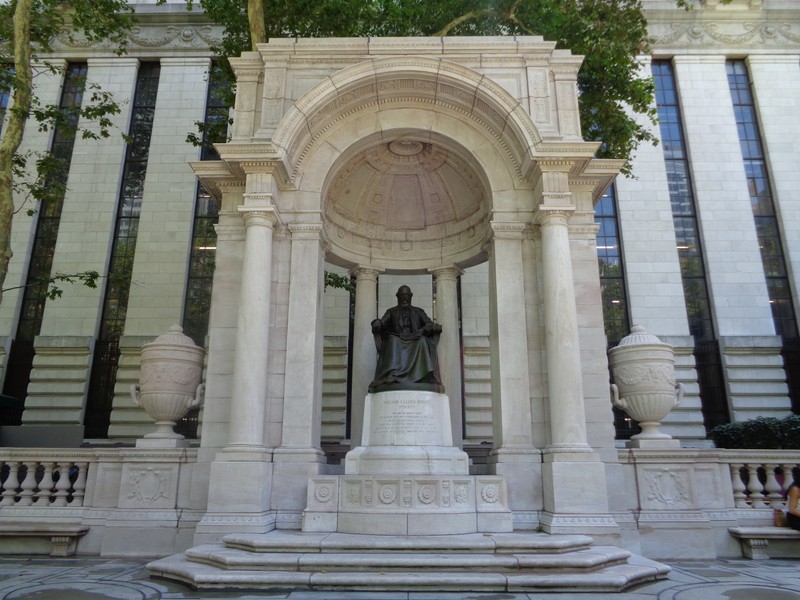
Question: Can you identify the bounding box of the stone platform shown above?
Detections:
[147,531,670,593]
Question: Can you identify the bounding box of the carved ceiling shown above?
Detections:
[324,138,490,271]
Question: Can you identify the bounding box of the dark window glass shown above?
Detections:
[727,60,799,344]
[2,63,88,415]
[85,62,160,438]
[653,60,728,432]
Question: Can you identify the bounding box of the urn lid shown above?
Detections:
[145,325,199,350]
[615,325,667,348]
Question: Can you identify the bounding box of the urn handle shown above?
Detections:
[610,383,627,410]
[191,382,206,409]
[130,384,141,407]
[674,382,684,408]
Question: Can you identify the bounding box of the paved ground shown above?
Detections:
[0,556,799,600]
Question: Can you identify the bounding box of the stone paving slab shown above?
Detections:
[0,557,799,599]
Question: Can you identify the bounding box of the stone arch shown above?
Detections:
[272,56,542,194]
[272,57,543,270]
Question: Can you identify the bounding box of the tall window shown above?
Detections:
[595,185,636,438]
[595,186,630,346]
[181,64,227,346]
[84,62,160,438]
[176,65,228,439]
[2,63,88,422]
[653,60,728,432]
[727,60,800,410]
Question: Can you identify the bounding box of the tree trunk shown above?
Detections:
[0,0,34,307]
[247,0,267,49]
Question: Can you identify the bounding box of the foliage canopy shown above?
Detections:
[191,0,659,170]
[0,0,134,305]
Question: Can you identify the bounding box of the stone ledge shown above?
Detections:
[729,526,800,559]
[0,522,89,557]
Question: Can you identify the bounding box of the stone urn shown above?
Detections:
[608,325,684,445]
[131,325,205,440]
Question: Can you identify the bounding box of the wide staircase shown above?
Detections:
[148,531,669,593]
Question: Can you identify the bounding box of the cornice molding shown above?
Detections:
[649,18,800,49]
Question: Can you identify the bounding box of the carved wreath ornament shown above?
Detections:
[379,486,396,504]
[127,468,169,503]
[481,484,500,504]
[314,484,333,504]
[417,486,435,504]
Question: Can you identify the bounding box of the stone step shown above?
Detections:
[222,531,594,554]
[148,549,668,593]
[184,545,632,573]
[147,532,670,593]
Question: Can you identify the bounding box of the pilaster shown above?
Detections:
[486,221,540,520]
[430,266,464,448]
[273,221,326,515]
[349,267,381,447]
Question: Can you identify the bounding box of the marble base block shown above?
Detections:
[345,390,469,475]
[302,475,513,534]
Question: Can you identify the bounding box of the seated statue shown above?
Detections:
[369,285,444,394]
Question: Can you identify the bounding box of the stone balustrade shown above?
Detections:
[0,451,92,508]
[724,451,800,511]
[0,446,798,558]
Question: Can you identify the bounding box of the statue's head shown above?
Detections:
[396,285,413,306]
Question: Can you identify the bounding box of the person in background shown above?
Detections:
[774,473,800,530]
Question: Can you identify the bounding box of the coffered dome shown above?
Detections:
[324,137,490,271]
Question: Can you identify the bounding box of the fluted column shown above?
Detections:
[431,266,464,447]
[537,207,589,451]
[534,201,612,530]
[349,267,380,447]
[227,208,278,448]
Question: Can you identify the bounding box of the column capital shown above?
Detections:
[489,220,527,239]
[533,206,574,227]
[349,266,381,281]
[288,222,323,239]
[429,266,464,281]
[214,213,245,242]
[238,206,280,228]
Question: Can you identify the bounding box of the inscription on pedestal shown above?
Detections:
[365,391,449,446]
[373,397,438,440]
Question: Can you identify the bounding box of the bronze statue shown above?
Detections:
[369,285,444,393]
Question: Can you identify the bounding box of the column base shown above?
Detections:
[487,446,542,512]
[541,447,617,537]
[196,446,274,543]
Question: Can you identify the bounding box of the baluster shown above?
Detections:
[747,464,767,508]
[730,463,748,508]
[71,462,88,507]
[52,462,71,507]
[763,464,783,509]
[16,462,37,506]
[36,462,56,505]
[0,461,20,506]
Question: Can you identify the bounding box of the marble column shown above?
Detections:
[535,205,613,532]
[431,266,464,448]
[349,267,380,447]
[227,207,277,449]
[196,186,280,541]
[273,222,326,513]
[538,208,589,451]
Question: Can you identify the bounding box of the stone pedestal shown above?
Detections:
[345,391,469,475]
[303,390,512,534]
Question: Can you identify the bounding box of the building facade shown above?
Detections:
[0,0,798,563]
